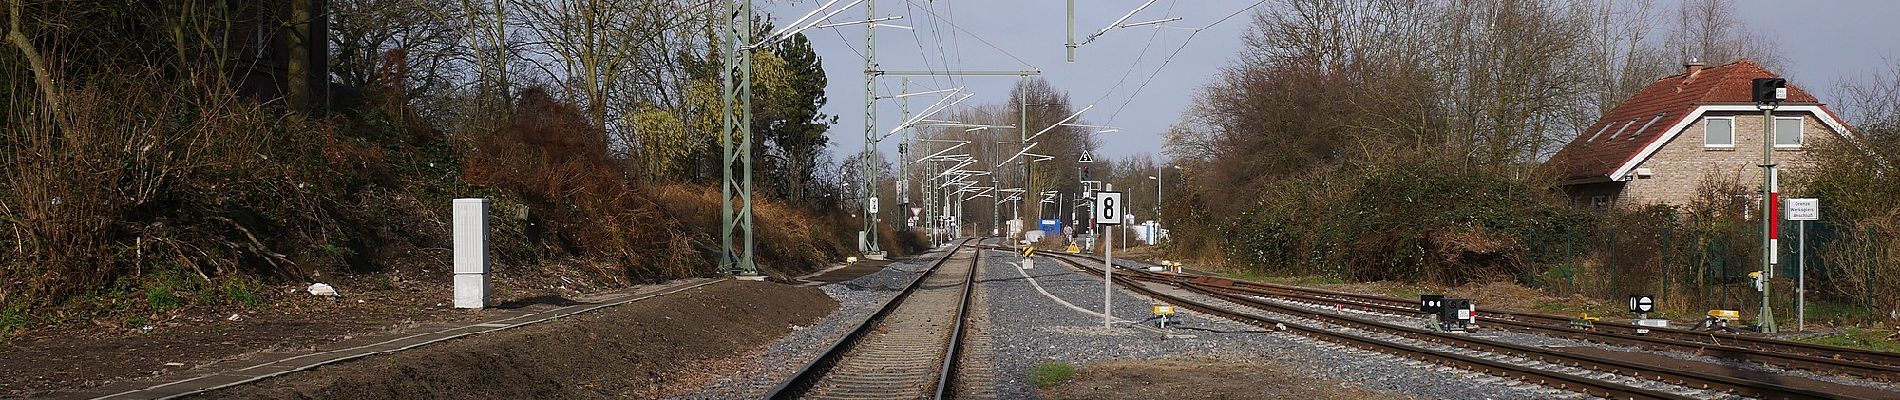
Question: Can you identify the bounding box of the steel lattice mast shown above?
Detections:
[860,0,886,257]
[720,0,758,276]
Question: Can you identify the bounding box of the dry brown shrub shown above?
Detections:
[459,88,705,281]
[649,184,854,276]
[1426,225,1524,283]
[1,70,340,304]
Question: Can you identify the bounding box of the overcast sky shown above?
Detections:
[760,0,1900,163]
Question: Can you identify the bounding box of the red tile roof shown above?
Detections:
[1542,59,1832,183]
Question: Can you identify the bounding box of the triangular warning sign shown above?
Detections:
[1078,152,1094,163]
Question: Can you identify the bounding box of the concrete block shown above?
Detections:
[453,273,488,309]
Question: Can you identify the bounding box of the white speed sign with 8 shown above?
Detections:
[1095,191,1123,225]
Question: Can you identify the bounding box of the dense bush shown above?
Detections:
[1205,158,1585,286]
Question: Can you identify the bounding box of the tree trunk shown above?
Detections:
[8,0,61,126]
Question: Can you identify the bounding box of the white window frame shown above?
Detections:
[1774,116,1804,148]
[1703,117,1735,148]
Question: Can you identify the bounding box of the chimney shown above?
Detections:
[1681,57,1706,86]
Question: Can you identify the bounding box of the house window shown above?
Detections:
[1775,116,1803,147]
[1704,117,1734,148]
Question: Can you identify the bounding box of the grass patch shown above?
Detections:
[1210,268,1276,283]
[1030,361,1076,388]
[1386,287,1427,300]
[145,272,187,311]
[0,305,27,332]
[1797,298,1874,325]
[218,278,264,307]
[1794,328,1900,353]
[0,303,29,345]
[1534,301,1570,313]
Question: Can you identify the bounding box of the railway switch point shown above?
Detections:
[1153,304,1177,329]
[1698,309,1742,331]
[1570,313,1601,330]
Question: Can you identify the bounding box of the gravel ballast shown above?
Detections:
[976,248,1568,399]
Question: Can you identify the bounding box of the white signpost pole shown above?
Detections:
[1786,198,1819,331]
[1096,188,1123,329]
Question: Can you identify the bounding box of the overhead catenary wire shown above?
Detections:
[1103,0,1267,127]
[1087,0,1176,111]
[900,0,1037,69]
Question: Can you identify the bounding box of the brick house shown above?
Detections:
[1542,59,1854,207]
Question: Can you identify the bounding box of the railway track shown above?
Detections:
[1014,246,1900,378]
[768,239,982,400]
[1020,247,1888,399]
[1188,275,1900,382]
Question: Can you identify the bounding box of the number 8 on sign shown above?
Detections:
[1096,192,1123,226]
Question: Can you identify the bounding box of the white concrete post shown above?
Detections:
[453,198,490,309]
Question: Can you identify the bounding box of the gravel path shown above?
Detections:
[669,245,960,399]
[977,249,1566,399]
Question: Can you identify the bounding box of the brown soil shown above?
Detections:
[189,280,833,399]
[1040,355,1416,400]
[0,259,651,397]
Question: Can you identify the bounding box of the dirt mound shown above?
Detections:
[1040,355,1412,400]
[191,280,833,399]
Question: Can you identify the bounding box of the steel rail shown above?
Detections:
[767,239,977,399]
[1194,276,1900,382]
[1021,250,1692,399]
[1017,246,1900,380]
[1026,249,1857,400]
[933,239,981,399]
[1226,273,1900,368]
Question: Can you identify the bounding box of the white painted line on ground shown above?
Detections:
[792,262,854,282]
[1002,252,1132,324]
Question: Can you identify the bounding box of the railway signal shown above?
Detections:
[1627,295,1655,314]
[1753,77,1787,334]
[1627,294,1669,335]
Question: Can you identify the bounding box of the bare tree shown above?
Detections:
[1665,0,1785,69]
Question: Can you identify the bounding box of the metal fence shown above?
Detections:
[1522,214,1893,324]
